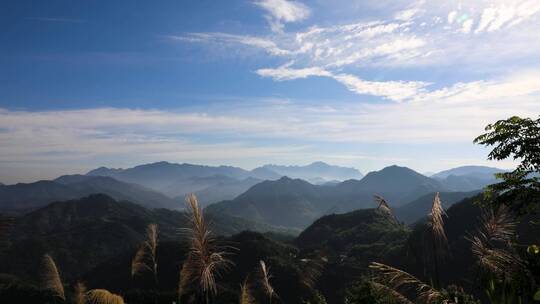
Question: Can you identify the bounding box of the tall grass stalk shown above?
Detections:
[73,282,87,304]
[259,260,277,304]
[369,262,443,304]
[374,195,393,215]
[427,192,447,287]
[181,194,232,303]
[86,289,125,304]
[239,277,255,304]
[40,254,65,301]
[131,223,159,285]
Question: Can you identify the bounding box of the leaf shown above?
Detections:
[534,289,540,301]
[528,245,540,255]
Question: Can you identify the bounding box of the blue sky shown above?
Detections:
[1,0,540,183]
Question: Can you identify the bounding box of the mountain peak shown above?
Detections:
[258,162,362,182]
[432,165,507,179]
[308,161,329,167]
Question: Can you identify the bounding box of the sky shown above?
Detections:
[1,0,540,183]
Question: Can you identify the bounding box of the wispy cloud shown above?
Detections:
[2,68,538,182]
[167,32,294,56]
[256,65,430,102]
[1,71,539,173]
[173,0,540,101]
[254,0,310,32]
[473,1,540,34]
[256,65,331,80]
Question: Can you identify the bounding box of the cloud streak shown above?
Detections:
[173,0,540,101]
[1,71,539,176]
[254,0,310,32]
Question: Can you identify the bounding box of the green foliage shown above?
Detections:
[344,281,404,304]
[474,116,540,214]
[484,278,526,304]
[440,285,480,304]
[529,245,540,255]
[302,290,327,304]
[534,289,540,301]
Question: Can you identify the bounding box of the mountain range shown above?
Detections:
[206,166,451,228]
[0,175,180,212]
[86,161,363,200]
[260,161,363,184]
[0,162,505,229]
[431,165,506,191]
[393,190,480,224]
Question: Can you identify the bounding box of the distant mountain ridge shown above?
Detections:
[0,175,180,212]
[86,162,280,205]
[431,165,506,179]
[85,161,364,204]
[206,165,447,228]
[431,165,507,192]
[336,165,445,205]
[394,190,480,224]
[260,161,363,183]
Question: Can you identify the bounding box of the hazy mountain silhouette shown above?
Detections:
[259,161,363,183]
[207,166,447,228]
[206,176,328,228]
[431,165,506,179]
[394,190,480,224]
[336,165,446,205]
[86,161,258,190]
[0,175,180,212]
[431,165,506,192]
[86,161,364,204]
[190,176,262,207]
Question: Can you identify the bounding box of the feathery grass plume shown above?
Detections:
[374,195,393,215]
[86,289,125,304]
[74,282,87,304]
[468,205,522,278]
[425,192,448,287]
[428,192,447,245]
[370,282,414,304]
[40,254,65,300]
[259,260,277,303]
[369,262,443,303]
[131,223,159,284]
[182,193,233,301]
[239,277,255,304]
[300,257,325,289]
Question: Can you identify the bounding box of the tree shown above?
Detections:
[474,116,540,215]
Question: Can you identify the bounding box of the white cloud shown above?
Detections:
[256,66,430,101]
[332,74,429,102]
[474,1,540,33]
[172,0,540,103]
[395,8,421,21]
[167,33,293,56]
[1,71,539,182]
[2,71,538,150]
[256,65,331,80]
[461,19,474,33]
[447,11,457,24]
[254,0,310,32]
